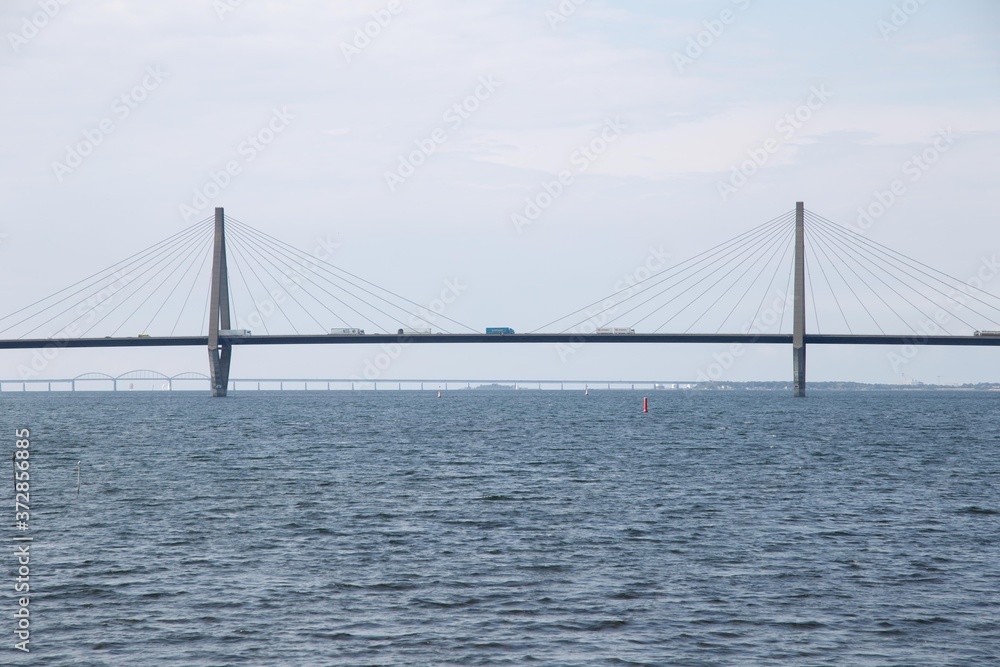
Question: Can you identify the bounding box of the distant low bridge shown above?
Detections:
[2,372,699,392]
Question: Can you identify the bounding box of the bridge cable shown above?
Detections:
[227,227,393,333]
[227,217,478,333]
[575,214,791,333]
[611,215,791,332]
[777,253,794,334]
[810,223,959,335]
[808,228,895,333]
[807,226,912,334]
[605,213,797,330]
[806,213,1000,329]
[200,267,210,337]
[231,219,454,334]
[650,219,794,333]
[227,228,364,332]
[227,220,434,333]
[683,221,794,333]
[560,214,789,333]
[532,210,795,333]
[91,227,214,338]
[89,226,216,338]
[0,218,213,337]
[227,256,240,336]
[230,235,271,336]
[227,236,271,334]
[171,236,215,337]
[30,222,210,337]
[806,246,821,334]
[223,233,302,335]
[810,223,970,332]
[560,212,796,333]
[714,227,794,334]
[805,233,852,334]
[227,223,391,332]
[20,222,212,338]
[746,229,795,335]
[805,224,879,332]
[137,229,216,336]
[228,231,346,334]
[805,211,1000,309]
[621,215,793,332]
[0,216,212,327]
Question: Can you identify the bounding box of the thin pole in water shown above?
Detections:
[77,461,81,496]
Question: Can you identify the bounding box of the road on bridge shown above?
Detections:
[2,332,1000,349]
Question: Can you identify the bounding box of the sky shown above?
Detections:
[1,0,999,386]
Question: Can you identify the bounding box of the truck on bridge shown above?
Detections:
[220,329,251,336]
[330,328,365,335]
[974,331,1000,336]
[596,327,635,335]
[486,327,515,335]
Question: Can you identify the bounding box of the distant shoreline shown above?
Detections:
[4,380,999,393]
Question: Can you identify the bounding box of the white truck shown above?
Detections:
[596,327,635,335]
[219,329,251,336]
[397,328,432,335]
[330,328,365,335]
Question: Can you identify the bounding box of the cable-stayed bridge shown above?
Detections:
[2,204,999,397]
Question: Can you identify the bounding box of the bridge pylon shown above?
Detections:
[207,207,233,397]
[792,201,806,397]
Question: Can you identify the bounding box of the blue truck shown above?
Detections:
[486,327,515,335]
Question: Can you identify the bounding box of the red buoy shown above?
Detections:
[643,397,649,413]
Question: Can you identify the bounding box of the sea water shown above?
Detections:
[4,390,998,665]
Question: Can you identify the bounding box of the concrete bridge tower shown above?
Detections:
[207,207,233,397]
[793,201,806,397]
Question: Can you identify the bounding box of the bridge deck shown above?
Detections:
[2,333,1000,349]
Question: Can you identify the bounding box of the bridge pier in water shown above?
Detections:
[792,201,807,397]
[208,207,233,397]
